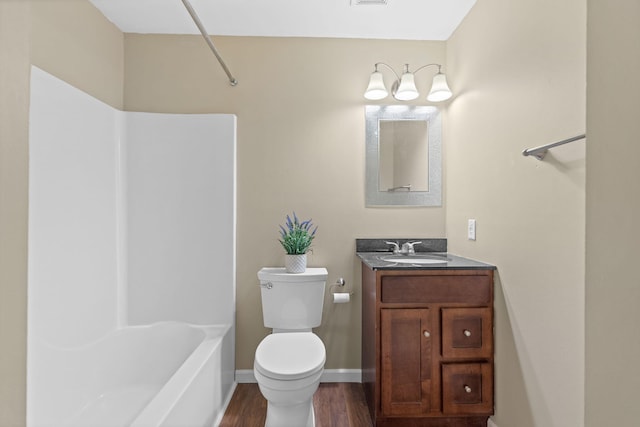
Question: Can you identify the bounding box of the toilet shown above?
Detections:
[254,267,328,427]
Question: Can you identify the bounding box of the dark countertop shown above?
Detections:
[357,251,496,271]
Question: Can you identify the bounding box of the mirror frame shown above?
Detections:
[365,105,442,207]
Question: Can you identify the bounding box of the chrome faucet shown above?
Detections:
[401,241,422,255]
[385,241,422,255]
[385,241,400,254]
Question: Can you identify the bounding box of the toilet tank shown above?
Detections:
[257,267,328,330]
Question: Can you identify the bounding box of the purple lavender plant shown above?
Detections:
[278,212,317,255]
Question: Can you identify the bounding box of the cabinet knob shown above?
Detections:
[464,385,472,393]
[463,329,472,337]
[423,330,430,338]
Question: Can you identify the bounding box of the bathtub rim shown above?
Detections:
[28,321,233,427]
[130,322,233,427]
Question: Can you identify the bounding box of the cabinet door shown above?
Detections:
[381,308,432,416]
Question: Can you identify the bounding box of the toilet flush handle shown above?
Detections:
[260,282,273,290]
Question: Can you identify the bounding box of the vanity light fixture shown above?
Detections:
[364,63,452,102]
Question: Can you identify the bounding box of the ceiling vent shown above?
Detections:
[351,0,388,5]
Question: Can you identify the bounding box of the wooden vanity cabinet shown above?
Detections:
[362,266,494,427]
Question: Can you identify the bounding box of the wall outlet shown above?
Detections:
[468,219,476,241]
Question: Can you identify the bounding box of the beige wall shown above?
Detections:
[585,1,640,426]
[446,0,586,426]
[31,0,124,108]
[0,2,31,425]
[124,35,447,369]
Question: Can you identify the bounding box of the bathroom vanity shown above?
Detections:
[357,239,496,427]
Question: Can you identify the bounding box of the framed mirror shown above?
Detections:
[365,105,442,206]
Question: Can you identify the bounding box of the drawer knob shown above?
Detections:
[463,329,472,337]
[423,330,431,338]
[464,385,472,393]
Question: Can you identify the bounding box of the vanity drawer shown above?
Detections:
[442,362,493,415]
[442,307,492,359]
[380,273,491,304]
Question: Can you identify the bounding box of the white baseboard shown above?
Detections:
[320,369,362,383]
[235,369,256,383]
[488,418,498,427]
[236,369,362,384]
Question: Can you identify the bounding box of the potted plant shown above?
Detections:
[278,212,317,273]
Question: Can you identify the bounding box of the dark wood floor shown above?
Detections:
[219,383,373,427]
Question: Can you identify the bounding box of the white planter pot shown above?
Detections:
[285,254,307,273]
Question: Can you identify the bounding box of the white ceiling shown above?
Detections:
[89,0,476,41]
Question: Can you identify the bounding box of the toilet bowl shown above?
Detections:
[254,332,325,427]
[254,267,328,427]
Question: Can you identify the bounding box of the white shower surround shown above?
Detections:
[27,66,236,426]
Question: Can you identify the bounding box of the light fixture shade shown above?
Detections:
[394,72,419,101]
[364,71,388,100]
[427,73,453,102]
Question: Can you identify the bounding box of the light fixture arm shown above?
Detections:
[376,62,443,80]
[411,63,443,76]
[373,62,402,82]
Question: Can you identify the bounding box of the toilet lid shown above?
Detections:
[255,333,326,381]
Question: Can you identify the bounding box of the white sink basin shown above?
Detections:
[381,256,447,265]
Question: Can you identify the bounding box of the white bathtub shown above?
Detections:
[27,322,235,427]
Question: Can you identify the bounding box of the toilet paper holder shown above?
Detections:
[330,278,354,296]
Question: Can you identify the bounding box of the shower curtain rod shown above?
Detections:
[181,0,238,86]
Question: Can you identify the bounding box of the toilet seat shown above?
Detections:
[255,332,325,381]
